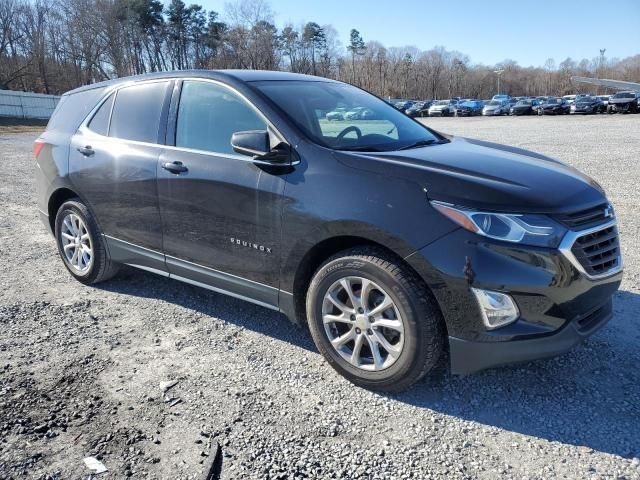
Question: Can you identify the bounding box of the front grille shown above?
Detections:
[571,224,620,276]
[556,203,610,229]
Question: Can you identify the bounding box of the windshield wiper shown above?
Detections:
[338,145,384,152]
[397,139,444,150]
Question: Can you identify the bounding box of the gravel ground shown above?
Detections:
[1,115,639,479]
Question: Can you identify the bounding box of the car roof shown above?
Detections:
[63,69,339,96]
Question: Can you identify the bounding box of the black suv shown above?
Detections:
[36,71,623,391]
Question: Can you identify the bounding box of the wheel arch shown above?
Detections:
[47,187,80,233]
[288,235,446,337]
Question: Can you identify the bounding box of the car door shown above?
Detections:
[157,79,287,309]
[69,80,172,273]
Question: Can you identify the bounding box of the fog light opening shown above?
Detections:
[471,288,519,330]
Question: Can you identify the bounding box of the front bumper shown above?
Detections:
[405,226,623,374]
[449,298,613,374]
[609,103,635,113]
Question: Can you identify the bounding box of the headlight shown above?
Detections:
[431,201,567,247]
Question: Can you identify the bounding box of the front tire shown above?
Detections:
[54,199,120,284]
[306,247,444,392]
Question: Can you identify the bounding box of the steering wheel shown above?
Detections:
[336,126,362,141]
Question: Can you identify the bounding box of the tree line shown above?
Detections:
[2,0,639,99]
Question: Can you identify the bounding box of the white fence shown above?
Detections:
[0,90,61,120]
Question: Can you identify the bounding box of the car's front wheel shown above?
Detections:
[306,247,444,392]
[54,199,120,284]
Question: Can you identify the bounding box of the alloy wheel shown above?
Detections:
[60,213,93,273]
[322,276,405,371]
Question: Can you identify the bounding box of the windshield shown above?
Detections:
[487,101,502,106]
[516,100,531,106]
[613,92,635,99]
[434,100,449,106]
[577,97,594,103]
[253,81,443,152]
[546,98,561,104]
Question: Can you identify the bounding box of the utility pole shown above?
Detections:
[598,49,606,95]
[493,69,504,95]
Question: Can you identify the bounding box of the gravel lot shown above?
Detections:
[1,115,639,479]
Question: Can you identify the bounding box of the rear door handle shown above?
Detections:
[162,161,188,174]
[77,145,94,157]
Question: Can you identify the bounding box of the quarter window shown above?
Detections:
[87,93,114,136]
[176,81,267,155]
[109,81,169,143]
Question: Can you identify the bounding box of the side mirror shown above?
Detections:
[231,130,292,166]
[231,130,269,157]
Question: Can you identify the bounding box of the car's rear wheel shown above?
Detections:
[54,199,120,284]
[306,247,444,392]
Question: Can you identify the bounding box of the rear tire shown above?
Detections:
[306,247,444,392]
[54,199,120,285]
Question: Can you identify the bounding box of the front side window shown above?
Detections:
[176,81,267,155]
[87,93,114,136]
[253,80,443,152]
[109,81,169,143]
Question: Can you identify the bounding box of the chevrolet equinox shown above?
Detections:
[35,71,623,391]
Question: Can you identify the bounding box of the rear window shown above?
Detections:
[87,93,114,136]
[109,81,169,143]
[46,87,106,134]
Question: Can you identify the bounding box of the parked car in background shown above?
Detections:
[344,107,377,120]
[492,94,511,102]
[607,91,639,114]
[455,100,484,116]
[406,101,433,117]
[394,101,415,113]
[326,107,348,121]
[571,96,606,114]
[510,99,539,115]
[597,95,611,107]
[539,97,571,115]
[482,100,509,116]
[428,99,457,117]
[562,94,577,105]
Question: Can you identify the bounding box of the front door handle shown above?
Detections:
[162,161,188,174]
[77,145,94,157]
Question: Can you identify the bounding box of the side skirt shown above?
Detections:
[104,235,284,314]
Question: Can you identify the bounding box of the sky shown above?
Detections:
[194,0,640,67]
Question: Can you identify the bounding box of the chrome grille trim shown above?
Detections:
[558,219,623,280]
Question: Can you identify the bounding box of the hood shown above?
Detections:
[337,137,605,214]
[609,97,636,104]
[484,104,501,110]
[430,104,448,110]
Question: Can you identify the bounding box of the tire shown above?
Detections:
[54,199,120,285]
[306,247,444,392]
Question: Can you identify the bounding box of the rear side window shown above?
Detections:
[47,87,106,134]
[110,81,169,143]
[87,93,114,136]
[175,81,266,155]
